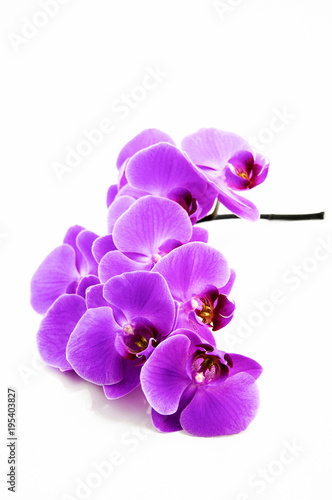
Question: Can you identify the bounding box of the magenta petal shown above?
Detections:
[106,184,118,208]
[92,235,117,264]
[219,268,236,295]
[63,225,85,271]
[180,372,260,437]
[228,150,254,172]
[37,294,86,371]
[126,143,207,199]
[113,196,192,259]
[99,251,147,283]
[151,408,183,433]
[76,275,100,298]
[251,164,269,188]
[116,129,175,168]
[213,314,234,330]
[153,242,230,303]
[107,195,136,233]
[103,271,176,336]
[116,184,149,199]
[31,245,80,314]
[175,312,217,346]
[66,307,123,385]
[158,239,182,255]
[224,167,250,190]
[117,162,128,189]
[76,230,99,275]
[86,284,109,308]
[141,334,191,415]
[228,354,263,380]
[182,128,248,171]
[103,360,141,399]
[190,226,209,243]
[151,384,196,433]
[169,328,213,354]
[195,182,218,219]
[217,189,259,222]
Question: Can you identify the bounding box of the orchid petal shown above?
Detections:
[31,245,80,314]
[153,242,230,303]
[116,129,175,168]
[219,268,236,295]
[66,307,123,385]
[76,230,99,276]
[99,251,148,283]
[126,143,207,199]
[180,372,260,437]
[190,226,209,243]
[151,385,196,433]
[92,235,117,264]
[103,271,175,336]
[182,128,248,171]
[86,284,109,309]
[228,354,263,380]
[140,334,191,415]
[63,225,85,272]
[107,195,135,234]
[106,184,118,208]
[217,189,259,221]
[103,360,141,398]
[113,196,192,259]
[37,294,86,371]
[76,275,100,298]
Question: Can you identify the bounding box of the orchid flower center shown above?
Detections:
[116,318,159,361]
[194,298,214,325]
[191,290,217,327]
[167,187,198,220]
[236,169,249,180]
[122,323,155,354]
[189,287,235,332]
[123,324,149,351]
[191,351,228,385]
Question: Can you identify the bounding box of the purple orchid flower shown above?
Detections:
[32,226,100,372]
[119,142,217,223]
[153,241,235,343]
[182,128,269,221]
[31,225,99,314]
[140,329,262,437]
[98,195,193,282]
[66,271,176,399]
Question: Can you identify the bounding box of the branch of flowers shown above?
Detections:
[197,211,325,223]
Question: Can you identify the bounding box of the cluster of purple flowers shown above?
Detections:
[31,128,269,437]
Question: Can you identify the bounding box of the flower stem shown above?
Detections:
[197,211,325,223]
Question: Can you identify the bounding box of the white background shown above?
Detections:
[1,1,331,499]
